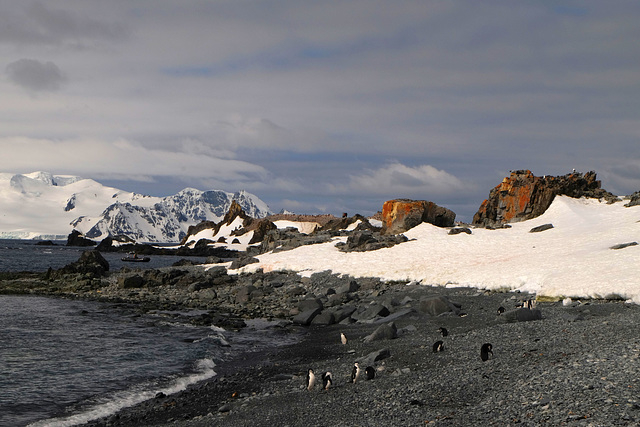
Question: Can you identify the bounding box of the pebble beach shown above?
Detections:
[83,285,640,427]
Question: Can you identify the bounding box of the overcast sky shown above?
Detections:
[1,1,639,221]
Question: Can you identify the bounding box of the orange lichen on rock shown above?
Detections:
[472,169,617,227]
[381,199,455,235]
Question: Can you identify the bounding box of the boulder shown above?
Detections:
[292,308,322,326]
[418,296,461,316]
[336,280,360,294]
[363,322,398,342]
[448,227,472,235]
[610,242,638,250]
[331,305,358,323]
[297,298,323,313]
[59,250,109,276]
[473,170,618,227]
[353,304,390,322]
[310,311,336,325]
[530,223,554,233]
[119,274,144,289]
[381,199,456,235]
[361,349,391,366]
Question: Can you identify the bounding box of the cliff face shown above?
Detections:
[472,170,618,227]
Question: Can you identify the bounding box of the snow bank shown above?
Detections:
[240,197,640,303]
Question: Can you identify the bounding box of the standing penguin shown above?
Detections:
[365,366,376,380]
[432,340,445,353]
[351,362,361,383]
[306,368,316,391]
[340,332,347,345]
[497,306,505,315]
[321,372,333,390]
[438,327,448,337]
[480,343,493,362]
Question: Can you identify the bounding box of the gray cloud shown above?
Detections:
[0,1,129,46]
[0,1,639,218]
[5,58,66,91]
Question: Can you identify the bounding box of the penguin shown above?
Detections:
[341,332,347,345]
[365,366,375,380]
[432,340,445,353]
[321,372,333,390]
[480,343,493,362]
[497,306,505,315]
[438,327,448,337]
[351,362,361,383]
[306,368,316,391]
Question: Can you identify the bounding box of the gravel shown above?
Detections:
[84,287,640,427]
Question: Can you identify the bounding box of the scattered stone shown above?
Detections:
[530,224,554,233]
[610,242,638,250]
[448,227,472,235]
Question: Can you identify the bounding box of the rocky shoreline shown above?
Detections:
[2,255,639,426]
[81,284,639,427]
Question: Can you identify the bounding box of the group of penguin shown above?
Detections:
[304,299,540,391]
[305,332,376,391]
[306,362,376,391]
[431,327,493,362]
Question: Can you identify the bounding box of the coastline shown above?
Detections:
[80,285,640,427]
[2,249,639,426]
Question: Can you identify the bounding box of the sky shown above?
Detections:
[1,1,639,222]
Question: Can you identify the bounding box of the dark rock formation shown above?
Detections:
[336,230,409,252]
[58,250,109,276]
[624,191,640,207]
[66,229,96,247]
[448,227,472,235]
[381,199,455,235]
[473,170,619,228]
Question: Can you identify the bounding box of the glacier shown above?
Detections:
[0,172,271,243]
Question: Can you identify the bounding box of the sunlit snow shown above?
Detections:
[237,197,640,304]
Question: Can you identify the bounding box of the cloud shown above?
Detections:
[5,59,66,91]
[332,163,468,198]
[0,137,267,185]
[0,2,129,46]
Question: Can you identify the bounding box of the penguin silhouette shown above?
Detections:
[480,343,493,361]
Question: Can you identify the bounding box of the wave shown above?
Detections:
[27,358,217,427]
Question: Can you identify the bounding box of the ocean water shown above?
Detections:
[0,241,293,427]
[1,295,225,427]
[0,239,208,273]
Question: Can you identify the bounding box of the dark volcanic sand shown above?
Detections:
[85,286,640,427]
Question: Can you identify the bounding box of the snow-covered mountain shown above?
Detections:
[0,172,271,242]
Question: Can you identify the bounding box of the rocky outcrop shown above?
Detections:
[381,199,456,235]
[66,230,96,247]
[57,249,109,277]
[472,170,618,228]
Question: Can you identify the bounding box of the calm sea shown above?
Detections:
[0,239,207,273]
[0,241,290,427]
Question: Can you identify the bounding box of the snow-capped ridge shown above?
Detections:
[0,172,272,243]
